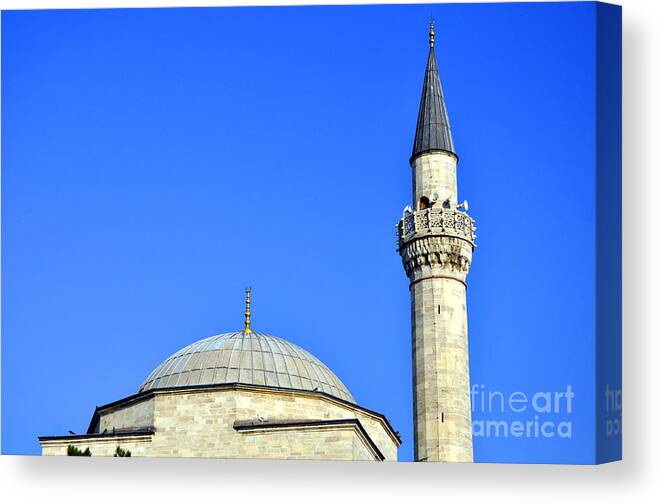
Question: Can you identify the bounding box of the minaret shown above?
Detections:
[397,21,476,462]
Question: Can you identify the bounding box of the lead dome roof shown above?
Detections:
[138,331,354,403]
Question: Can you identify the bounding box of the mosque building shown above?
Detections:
[39,22,474,462]
[39,289,401,460]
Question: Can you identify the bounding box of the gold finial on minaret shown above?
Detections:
[429,19,435,48]
[244,287,252,333]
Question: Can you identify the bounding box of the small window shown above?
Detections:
[419,196,430,210]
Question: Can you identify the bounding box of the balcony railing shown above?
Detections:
[398,207,476,246]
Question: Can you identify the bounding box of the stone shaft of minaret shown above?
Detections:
[398,21,475,462]
[412,152,458,210]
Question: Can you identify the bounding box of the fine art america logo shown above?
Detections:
[471,384,574,439]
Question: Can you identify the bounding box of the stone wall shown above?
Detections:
[235,425,378,461]
[230,388,398,460]
[41,386,399,461]
[98,397,154,433]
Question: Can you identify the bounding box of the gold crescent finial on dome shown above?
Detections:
[244,287,252,333]
[429,18,435,48]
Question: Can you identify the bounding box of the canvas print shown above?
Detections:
[1,2,622,463]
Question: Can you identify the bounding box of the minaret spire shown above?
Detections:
[411,21,455,164]
[243,287,252,334]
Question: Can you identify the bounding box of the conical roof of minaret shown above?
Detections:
[411,21,456,164]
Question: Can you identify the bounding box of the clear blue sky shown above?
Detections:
[2,3,597,463]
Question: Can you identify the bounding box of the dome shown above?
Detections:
[138,331,355,403]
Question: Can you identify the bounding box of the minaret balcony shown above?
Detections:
[397,207,476,248]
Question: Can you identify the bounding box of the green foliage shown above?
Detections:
[114,446,132,457]
[67,445,91,456]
